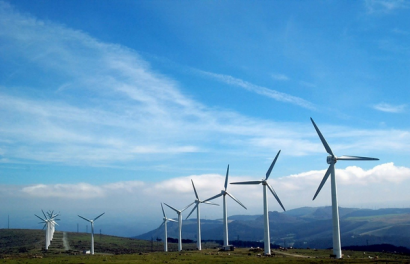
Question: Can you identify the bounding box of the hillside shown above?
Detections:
[135,206,410,249]
[0,229,211,255]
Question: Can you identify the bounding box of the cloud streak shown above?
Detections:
[365,0,409,14]
[373,102,406,113]
[197,70,316,110]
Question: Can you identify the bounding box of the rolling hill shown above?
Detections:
[135,206,410,249]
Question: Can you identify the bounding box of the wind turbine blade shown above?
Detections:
[266,183,286,211]
[42,210,48,220]
[161,203,166,217]
[185,204,198,220]
[42,223,46,230]
[168,218,178,222]
[224,164,229,191]
[231,181,262,185]
[164,203,179,213]
[226,192,247,210]
[203,193,223,202]
[94,212,105,221]
[310,118,334,156]
[313,164,333,200]
[78,215,91,222]
[337,155,379,161]
[181,202,195,212]
[202,201,219,206]
[158,221,165,230]
[35,214,45,222]
[191,179,199,199]
[266,150,281,180]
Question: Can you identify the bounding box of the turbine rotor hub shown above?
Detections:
[326,155,337,164]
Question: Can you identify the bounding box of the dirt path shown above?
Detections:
[271,250,310,258]
[62,232,70,250]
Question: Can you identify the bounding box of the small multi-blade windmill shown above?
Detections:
[203,165,247,250]
[78,213,105,255]
[159,203,177,252]
[185,179,219,250]
[35,210,59,250]
[310,118,379,259]
[231,150,285,255]
[164,202,194,252]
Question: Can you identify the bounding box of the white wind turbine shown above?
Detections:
[35,210,59,250]
[310,117,379,259]
[231,150,285,255]
[35,213,51,250]
[185,179,219,250]
[203,165,247,250]
[78,213,105,255]
[159,203,177,252]
[47,211,60,242]
[164,202,194,252]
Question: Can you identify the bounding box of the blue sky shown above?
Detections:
[1,0,410,236]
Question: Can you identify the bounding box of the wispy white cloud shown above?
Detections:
[0,1,409,171]
[271,73,289,81]
[198,70,315,110]
[299,81,316,88]
[365,0,409,14]
[21,183,105,199]
[373,102,406,113]
[392,28,409,35]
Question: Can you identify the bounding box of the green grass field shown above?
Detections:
[1,248,410,263]
[1,229,410,263]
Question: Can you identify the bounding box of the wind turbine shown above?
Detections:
[35,210,59,250]
[46,210,60,242]
[78,213,105,255]
[35,212,51,250]
[185,179,219,250]
[163,202,193,251]
[203,165,247,250]
[231,150,285,255]
[159,203,177,252]
[310,117,379,259]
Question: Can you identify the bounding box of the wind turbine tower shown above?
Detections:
[186,179,219,250]
[159,203,177,252]
[204,165,247,250]
[164,203,193,251]
[310,118,379,258]
[231,150,286,255]
[78,213,105,255]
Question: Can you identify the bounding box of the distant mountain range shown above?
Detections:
[134,206,410,249]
